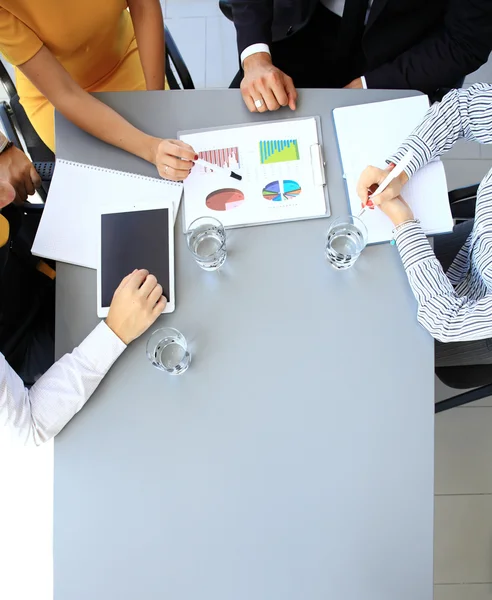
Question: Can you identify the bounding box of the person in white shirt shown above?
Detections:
[0,149,167,446]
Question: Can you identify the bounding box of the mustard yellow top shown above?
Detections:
[0,1,153,150]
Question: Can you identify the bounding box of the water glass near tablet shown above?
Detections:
[325,216,368,270]
[186,217,227,271]
[147,328,191,375]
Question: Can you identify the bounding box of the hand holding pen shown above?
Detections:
[357,150,413,217]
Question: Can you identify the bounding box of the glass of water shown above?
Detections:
[325,216,368,270]
[146,327,191,375]
[186,216,227,271]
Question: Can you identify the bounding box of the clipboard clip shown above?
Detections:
[310,143,326,187]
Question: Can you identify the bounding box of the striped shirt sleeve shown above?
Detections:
[388,83,492,177]
[395,223,492,343]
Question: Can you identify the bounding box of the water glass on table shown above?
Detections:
[325,216,368,270]
[146,327,191,375]
[186,217,227,271]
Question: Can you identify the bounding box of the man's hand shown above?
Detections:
[0,145,41,204]
[106,269,167,345]
[241,53,297,112]
[344,78,363,89]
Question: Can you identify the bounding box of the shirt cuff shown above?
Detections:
[241,43,271,68]
[77,321,127,374]
[361,76,367,89]
[394,222,435,270]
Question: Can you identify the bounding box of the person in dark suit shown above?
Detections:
[228,0,492,111]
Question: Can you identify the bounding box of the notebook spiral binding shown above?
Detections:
[57,159,183,186]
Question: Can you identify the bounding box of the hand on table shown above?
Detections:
[344,77,363,89]
[241,53,297,112]
[106,269,167,345]
[0,144,42,205]
[152,139,197,181]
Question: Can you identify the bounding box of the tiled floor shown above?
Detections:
[3,2,492,599]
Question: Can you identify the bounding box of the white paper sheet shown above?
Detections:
[32,160,183,269]
[333,96,453,244]
[179,118,328,230]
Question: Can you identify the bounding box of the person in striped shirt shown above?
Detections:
[357,83,492,366]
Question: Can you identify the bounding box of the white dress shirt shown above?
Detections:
[0,322,126,446]
[241,0,373,88]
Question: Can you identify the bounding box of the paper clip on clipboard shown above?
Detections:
[310,143,326,188]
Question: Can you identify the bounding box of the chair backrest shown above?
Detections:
[448,183,478,221]
[219,0,233,21]
[165,24,195,89]
[436,364,492,389]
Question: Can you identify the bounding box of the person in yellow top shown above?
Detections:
[0,0,196,181]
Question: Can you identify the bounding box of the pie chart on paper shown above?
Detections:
[206,188,245,211]
[262,180,302,202]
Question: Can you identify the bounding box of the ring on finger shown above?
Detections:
[164,165,169,175]
[254,98,264,109]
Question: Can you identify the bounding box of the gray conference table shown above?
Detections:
[54,89,434,600]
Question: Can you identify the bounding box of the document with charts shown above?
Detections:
[333,96,453,244]
[179,117,329,231]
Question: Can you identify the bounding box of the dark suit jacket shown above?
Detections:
[230,0,492,95]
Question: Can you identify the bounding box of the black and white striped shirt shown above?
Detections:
[389,83,492,343]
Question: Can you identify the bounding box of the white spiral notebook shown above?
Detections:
[32,160,183,269]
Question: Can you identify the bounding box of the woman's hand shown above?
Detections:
[151,138,197,181]
[106,269,166,345]
[357,164,409,208]
[375,194,414,227]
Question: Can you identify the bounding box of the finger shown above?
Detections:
[115,270,138,292]
[158,154,194,171]
[356,166,384,204]
[24,172,35,197]
[257,84,281,111]
[29,165,42,189]
[158,164,192,181]
[171,139,196,154]
[147,283,163,308]
[284,77,297,110]
[251,90,267,113]
[139,274,158,298]
[152,296,167,317]
[127,269,149,290]
[262,72,288,107]
[370,181,402,204]
[14,179,28,205]
[243,93,257,112]
[164,140,196,161]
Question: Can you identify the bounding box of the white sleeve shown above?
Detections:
[0,322,126,446]
[360,76,368,89]
[240,43,271,68]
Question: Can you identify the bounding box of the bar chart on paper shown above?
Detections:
[259,139,300,165]
[198,147,240,171]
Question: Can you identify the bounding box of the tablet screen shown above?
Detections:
[101,208,170,308]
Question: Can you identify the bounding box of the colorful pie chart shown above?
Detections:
[206,188,245,211]
[262,180,302,202]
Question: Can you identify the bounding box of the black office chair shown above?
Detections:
[0,23,194,202]
[434,183,492,413]
[165,24,195,90]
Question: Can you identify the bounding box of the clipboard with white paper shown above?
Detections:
[179,116,330,231]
